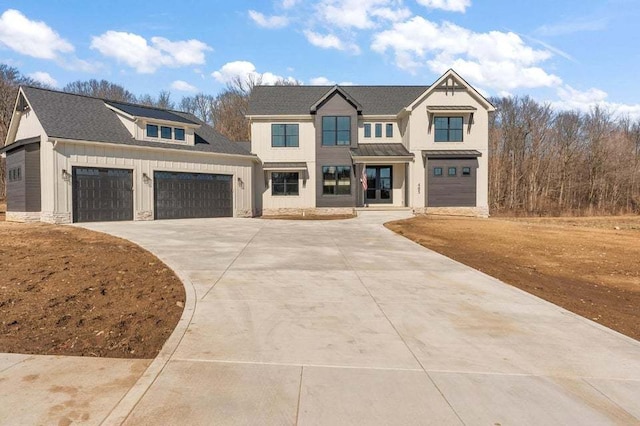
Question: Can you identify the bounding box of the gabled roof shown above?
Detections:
[248,85,428,116]
[310,86,363,114]
[13,86,252,156]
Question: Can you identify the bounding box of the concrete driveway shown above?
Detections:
[3,212,639,425]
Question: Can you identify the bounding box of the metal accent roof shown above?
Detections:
[248,85,429,116]
[16,86,253,156]
[422,149,482,158]
[262,161,308,170]
[426,105,477,111]
[351,143,414,158]
[106,101,199,124]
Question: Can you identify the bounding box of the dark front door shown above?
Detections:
[154,171,233,219]
[365,166,392,204]
[72,167,133,223]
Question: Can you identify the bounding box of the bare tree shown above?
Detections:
[179,94,215,123]
[0,64,41,198]
[138,90,174,109]
[63,79,137,102]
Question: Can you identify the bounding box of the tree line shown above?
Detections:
[1,63,639,215]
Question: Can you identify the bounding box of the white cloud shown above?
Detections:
[211,61,297,86]
[416,0,471,13]
[310,76,335,85]
[248,10,289,29]
[536,16,608,37]
[316,0,411,30]
[548,85,640,120]
[91,31,211,73]
[372,16,561,91]
[304,30,361,54]
[0,9,74,59]
[170,80,198,92]
[282,0,300,8]
[28,71,58,87]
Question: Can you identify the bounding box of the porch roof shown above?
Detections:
[351,143,414,163]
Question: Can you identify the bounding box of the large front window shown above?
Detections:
[322,166,351,195]
[271,172,299,196]
[322,116,350,146]
[434,116,463,142]
[272,124,299,147]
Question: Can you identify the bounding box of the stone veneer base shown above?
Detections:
[5,211,42,222]
[262,207,355,217]
[414,206,489,218]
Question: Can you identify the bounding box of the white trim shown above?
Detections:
[247,114,314,121]
[49,138,260,162]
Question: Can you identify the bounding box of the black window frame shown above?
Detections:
[160,126,172,140]
[448,167,457,177]
[174,128,185,141]
[147,124,159,138]
[364,123,371,138]
[375,123,382,138]
[322,165,351,195]
[386,123,393,137]
[271,172,299,196]
[271,124,299,147]
[8,167,22,182]
[433,167,443,177]
[462,166,471,176]
[322,116,351,146]
[434,116,464,142]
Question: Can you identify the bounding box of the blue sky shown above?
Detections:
[1,0,639,116]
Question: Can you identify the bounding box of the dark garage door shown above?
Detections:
[427,159,477,207]
[154,171,233,219]
[72,167,133,223]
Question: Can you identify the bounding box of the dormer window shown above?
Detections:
[147,124,159,138]
[146,123,187,142]
[161,126,172,139]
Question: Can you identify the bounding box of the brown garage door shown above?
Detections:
[72,167,133,223]
[427,159,477,207]
[153,171,233,219]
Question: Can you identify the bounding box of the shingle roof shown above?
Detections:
[248,85,429,116]
[351,143,414,158]
[19,86,253,157]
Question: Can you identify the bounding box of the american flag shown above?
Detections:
[361,166,368,191]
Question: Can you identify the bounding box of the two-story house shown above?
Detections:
[247,69,494,217]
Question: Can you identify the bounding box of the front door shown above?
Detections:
[365,166,392,204]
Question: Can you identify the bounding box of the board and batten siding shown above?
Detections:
[407,88,489,211]
[45,142,254,222]
[251,119,316,211]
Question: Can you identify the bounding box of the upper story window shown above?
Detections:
[386,124,393,137]
[272,124,299,147]
[364,123,371,138]
[322,116,350,146]
[146,123,186,142]
[434,117,463,142]
[375,123,382,138]
[363,122,394,139]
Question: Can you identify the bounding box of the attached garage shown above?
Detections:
[72,167,133,223]
[424,150,481,208]
[153,171,233,219]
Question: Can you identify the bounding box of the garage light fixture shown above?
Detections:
[142,173,152,184]
[237,177,244,189]
[62,169,71,181]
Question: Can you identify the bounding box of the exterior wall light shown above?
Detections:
[237,177,244,189]
[62,169,71,181]
[142,173,152,184]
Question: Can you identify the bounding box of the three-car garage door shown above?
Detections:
[72,167,133,223]
[153,171,233,219]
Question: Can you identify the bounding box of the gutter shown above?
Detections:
[49,137,260,162]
